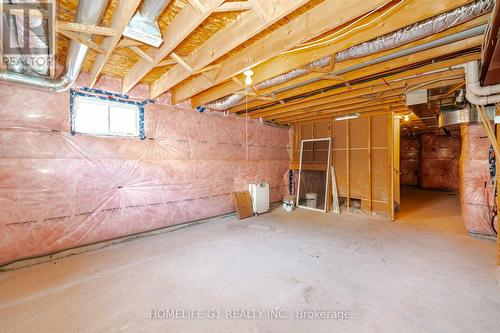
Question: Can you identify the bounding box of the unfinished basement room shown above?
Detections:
[2,0,500,332]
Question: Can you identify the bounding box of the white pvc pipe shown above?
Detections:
[465,90,500,105]
[465,61,500,96]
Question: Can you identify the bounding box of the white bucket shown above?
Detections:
[305,192,317,208]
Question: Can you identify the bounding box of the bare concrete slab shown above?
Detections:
[0,188,499,332]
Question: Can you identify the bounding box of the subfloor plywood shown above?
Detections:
[1,188,499,332]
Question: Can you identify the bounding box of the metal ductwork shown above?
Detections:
[0,0,109,92]
[123,0,170,47]
[439,105,495,127]
[205,0,494,111]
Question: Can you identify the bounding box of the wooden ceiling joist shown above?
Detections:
[121,0,226,94]
[56,21,117,36]
[58,30,105,54]
[243,56,475,120]
[230,36,482,121]
[89,0,142,88]
[215,2,252,13]
[249,69,464,119]
[146,0,312,98]
[226,11,488,113]
[273,78,464,123]
[157,0,392,102]
[192,0,484,112]
[275,97,406,122]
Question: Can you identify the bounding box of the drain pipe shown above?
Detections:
[465,61,500,105]
[0,0,109,92]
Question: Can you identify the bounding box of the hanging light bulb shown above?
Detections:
[403,114,410,122]
[244,70,254,86]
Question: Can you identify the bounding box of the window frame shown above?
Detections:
[70,89,146,140]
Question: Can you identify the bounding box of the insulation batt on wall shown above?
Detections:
[420,134,460,190]
[460,124,498,236]
[400,137,420,186]
[0,76,290,265]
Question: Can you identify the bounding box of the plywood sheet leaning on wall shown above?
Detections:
[460,124,498,236]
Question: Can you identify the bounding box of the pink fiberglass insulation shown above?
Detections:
[459,124,497,236]
[400,137,420,186]
[420,134,460,190]
[0,76,291,265]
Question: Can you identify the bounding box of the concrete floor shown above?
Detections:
[0,188,499,332]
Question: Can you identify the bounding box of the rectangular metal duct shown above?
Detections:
[438,106,495,127]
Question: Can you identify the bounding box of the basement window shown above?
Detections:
[71,96,141,138]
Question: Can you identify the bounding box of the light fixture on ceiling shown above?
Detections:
[335,113,359,121]
[244,70,254,86]
[403,114,410,122]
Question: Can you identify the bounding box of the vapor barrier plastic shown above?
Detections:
[460,124,497,236]
[420,134,460,190]
[0,79,290,265]
[400,137,420,186]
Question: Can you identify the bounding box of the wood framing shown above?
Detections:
[292,113,395,219]
[193,0,480,109]
[89,0,142,87]
[162,0,391,102]
[147,0,311,98]
[120,0,226,94]
[56,21,117,36]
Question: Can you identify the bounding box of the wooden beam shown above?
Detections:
[193,64,221,75]
[288,106,408,124]
[230,14,487,113]
[148,0,312,98]
[215,2,252,13]
[89,0,142,88]
[248,0,270,23]
[273,78,464,122]
[171,53,194,73]
[58,30,105,54]
[196,2,485,110]
[251,71,464,119]
[246,65,466,118]
[232,37,482,117]
[56,21,116,36]
[162,0,391,102]
[275,98,405,122]
[155,59,178,67]
[129,46,154,64]
[117,38,147,48]
[187,0,205,14]
[121,0,225,94]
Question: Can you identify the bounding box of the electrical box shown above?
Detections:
[248,182,270,215]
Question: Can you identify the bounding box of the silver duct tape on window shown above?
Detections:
[204,0,493,111]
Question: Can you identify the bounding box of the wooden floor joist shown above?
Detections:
[120,0,226,94]
[159,0,392,102]
[191,0,482,110]
[147,0,312,98]
[89,0,142,88]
